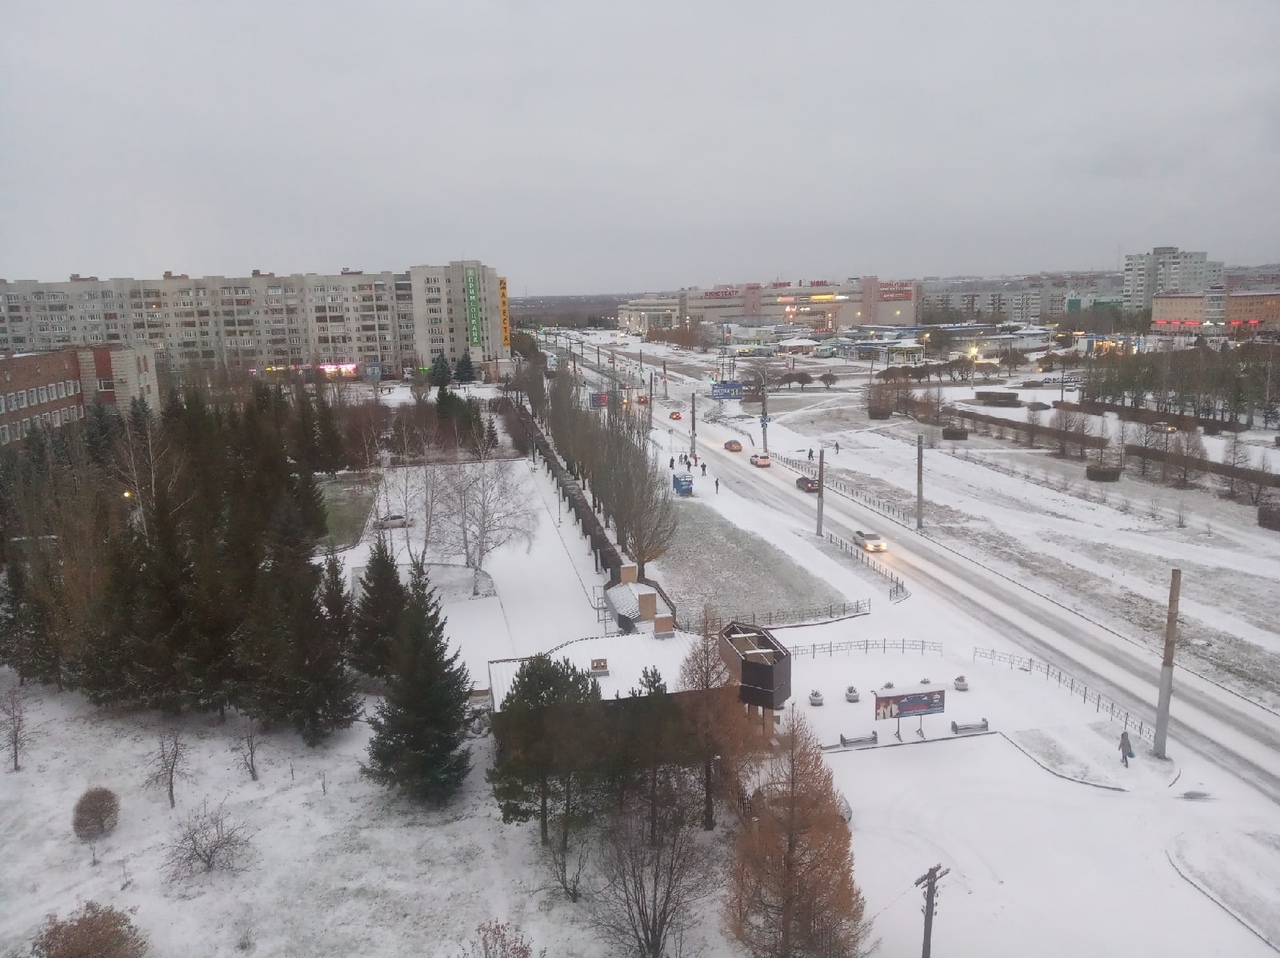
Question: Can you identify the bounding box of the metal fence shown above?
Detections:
[972,648,1156,742]
[826,532,910,598]
[786,638,943,658]
[773,453,913,526]
[693,601,872,634]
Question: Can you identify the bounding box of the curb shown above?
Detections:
[1165,843,1280,954]
[997,732,1126,792]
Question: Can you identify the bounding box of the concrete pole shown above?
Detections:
[690,393,698,460]
[761,379,770,455]
[1153,568,1181,759]
[815,448,825,537]
[916,434,924,530]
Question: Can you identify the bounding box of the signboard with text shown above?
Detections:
[711,381,744,401]
[874,689,945,721]
[499,277,511,348]
[464,265,483,347]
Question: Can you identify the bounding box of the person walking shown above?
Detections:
[700,463,707,476]
[808,448,814,461]
[834,440,840,454]
[669,456,675,470]
[715,478,720,494]
[1119,731,1132,768]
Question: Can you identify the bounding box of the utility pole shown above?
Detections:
[761,374,770,455]
[815,448,825,537]
[916,434,924,530]
[690,393,697,460]
[663,361,669,400]
[648,371,655,431]
[1154,568,1181,759]
[915,863,949,958]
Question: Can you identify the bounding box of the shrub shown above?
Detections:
[1085,465,1121,482]
[30,902,149,958]
[1260,505,1280,532]
[163,799,253,879]
[942,427,968,441]
[73,787,121,842]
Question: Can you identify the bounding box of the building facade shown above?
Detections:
[0,260,510,379]
[1123,247,1224,312]
[1150,288,1279,337]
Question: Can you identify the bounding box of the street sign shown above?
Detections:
[589,392,608,409]
[759,415,771,427]
[712,381,744,401]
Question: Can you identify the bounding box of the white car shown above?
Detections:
[749,453,771,468]
[853,530,887,552]
[374,514,413,530]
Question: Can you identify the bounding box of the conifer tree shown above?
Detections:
[485,418,499,449]
[313,386,345,475]
[362,559,470,803]
[352,535,405,679]
[455,352,476,384]
[429,353,453,388]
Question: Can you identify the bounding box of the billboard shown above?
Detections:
[711,381,744,401]
[464,265,483,348]
[499,277,511,348]
[874,689,945,720]
[879,281,915,302]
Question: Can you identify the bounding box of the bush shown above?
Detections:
[1260,505,1280,532]
[72,787,121,841]
[868,408,892,420]
[1085,465,1121,482]
[163,799,253,879]
[30,902,149,958]
[941,427,968,441]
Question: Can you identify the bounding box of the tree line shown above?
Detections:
[488,613,873,957]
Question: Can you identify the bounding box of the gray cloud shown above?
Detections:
[2,0,1277,293]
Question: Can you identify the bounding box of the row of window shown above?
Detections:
[0,379,81,415]
[0,404,84,444]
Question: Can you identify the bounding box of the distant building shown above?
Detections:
[0,260,511,380]
[1150,288,1280,337]
[1123,247,1224,312]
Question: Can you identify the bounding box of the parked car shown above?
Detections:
[724,439,743,452]
[375,514,412,530]
[795,475,820,493]
[669,411,682,420]
[749,453,771,467]
[853,530,887,552]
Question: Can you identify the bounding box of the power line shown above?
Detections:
[914,863,951,958]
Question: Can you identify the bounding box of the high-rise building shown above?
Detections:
[1122,247,1223,312]
[0,260,511,378]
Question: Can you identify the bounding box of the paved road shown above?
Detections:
[680,412,1280,805]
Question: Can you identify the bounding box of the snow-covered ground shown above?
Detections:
[4,346,1280,956]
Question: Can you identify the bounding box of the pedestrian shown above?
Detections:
[715,478,720,494]
[693,453,699,466]
[669,456,674,470]
[701,463,707,476]
[835,440,840,454]
[1119,731,1131,768]
[808,448,814,461]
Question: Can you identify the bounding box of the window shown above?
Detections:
[98,378,115,391]
[56,382,66,398]
[0,394,4,413]
[0,424,8,444]
[7,392,16,409]
[26,388,35,406]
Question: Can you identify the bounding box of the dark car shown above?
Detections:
[724,439,743,452]
[795,476,820,493]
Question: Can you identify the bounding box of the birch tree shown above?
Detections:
[448,459,536,595]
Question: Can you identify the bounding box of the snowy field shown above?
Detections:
[4,344,1280,956]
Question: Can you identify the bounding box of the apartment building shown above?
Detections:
[0,260,511,379]
[1123,247,1224,312]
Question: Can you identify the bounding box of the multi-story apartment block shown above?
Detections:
[1122,247,1224,312]
[0,260,511,379]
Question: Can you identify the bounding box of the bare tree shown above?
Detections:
[418,462,447,555]
[726,709,873,958]
[3,685,31,772]
[1243,452,1273,506]
[1172,428,1208,488]
[163,798,253,878]
[678,607,762,830]
[619,454,679,580]
[1024,407,1042,448]
[590,777,713,958]
[1220,430,1248,498]
[144,730,192,809]
[447,459,537,595]
[237,719,261,782]
[1050,408,1078,457]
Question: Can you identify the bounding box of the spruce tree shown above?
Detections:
[362,559,471,803]
[429,353,452,389]
[352,535,405,679]
[313,387,345,475]
[485,418,499,449]
[455,352,476,384]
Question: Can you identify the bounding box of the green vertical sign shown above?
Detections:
[464,266,483,348]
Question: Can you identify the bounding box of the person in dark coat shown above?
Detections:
[669,456,675,469]
[1119,731,1131,768]
[701,463,707,476]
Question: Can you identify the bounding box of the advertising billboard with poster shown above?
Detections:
[878,281,915,302]
[874,689,945,720]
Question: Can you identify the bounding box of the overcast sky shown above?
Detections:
[2,1,1277,295]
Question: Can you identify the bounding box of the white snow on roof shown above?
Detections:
[777,337,819,347]
[488,630,698,710]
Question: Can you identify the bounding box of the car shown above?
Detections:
[724,439,743,452]
[749,453,771,467]
[669,411,682,420]
[375,514,412,530]
[636,395,649,405]
[853,530,887,552]
[795,475,820,493]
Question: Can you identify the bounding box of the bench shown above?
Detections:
[839,731,878,748]
[950,718,989,735]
